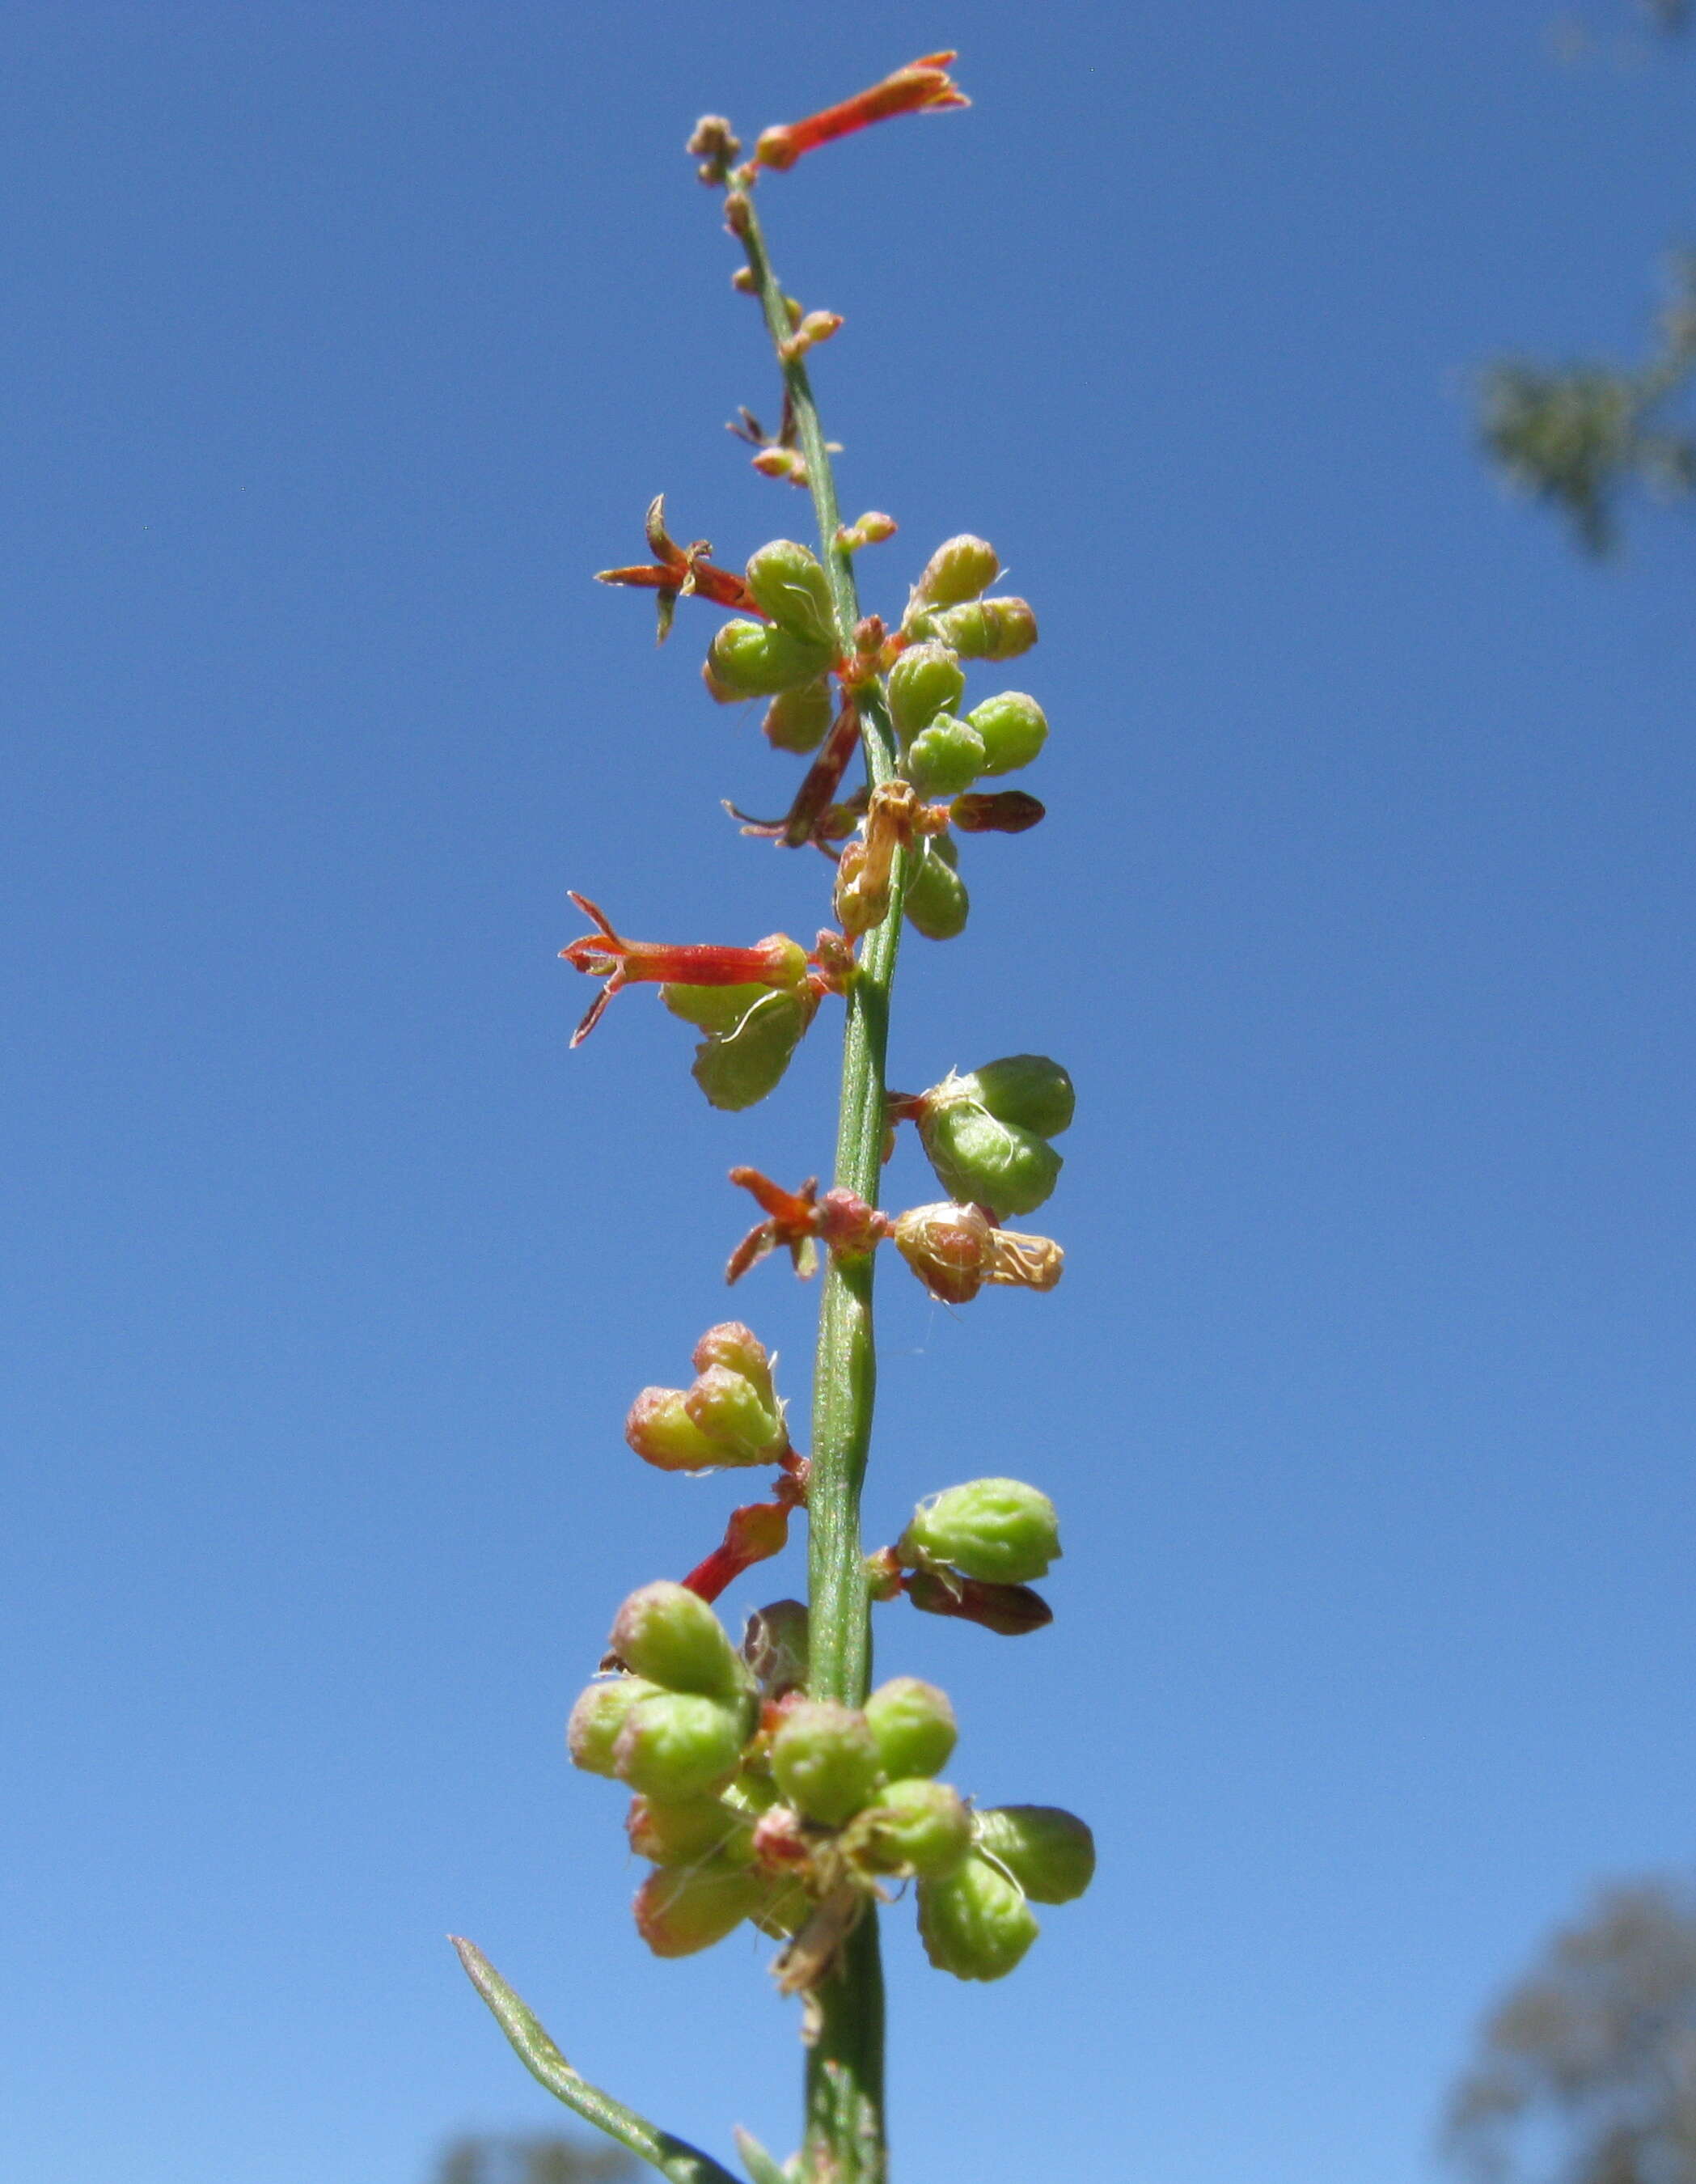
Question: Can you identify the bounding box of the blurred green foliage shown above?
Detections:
[433,2134,636,2184]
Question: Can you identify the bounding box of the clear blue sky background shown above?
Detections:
[5,6,1693,2182]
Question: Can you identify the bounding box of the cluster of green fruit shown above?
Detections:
[906,1050,1074,1221]
[624,1321,789,1474]
[567,1579,1093,1980]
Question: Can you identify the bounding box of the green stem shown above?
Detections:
[450,1937,742,2184]
[733,180,903,2184]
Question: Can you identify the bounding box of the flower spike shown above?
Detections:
[753,53,969,173]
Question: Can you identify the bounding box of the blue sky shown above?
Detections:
[5,6,1694,2182]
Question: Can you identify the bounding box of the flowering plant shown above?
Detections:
[454,54,1093,2184]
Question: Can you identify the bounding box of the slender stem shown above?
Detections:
[450,1937,742,2184]
[733,182,904,2184]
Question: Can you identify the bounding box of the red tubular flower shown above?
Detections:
[754,53,968,172]
[560,894,810,1047]
[595,493,761,643]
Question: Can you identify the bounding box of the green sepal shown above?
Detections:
[903,836,970,941]
[689,988,813,1112]
[965,689,1047,774]
[705,619,835,701]
[769,1699,883,1826]
[863,1676,958,1780]
[899,1478,1062,1585]
[887,641,966,740]
[612,1690,751,1801]
[567,1675,663,1777]
[904,713,985,797]
[959,1053,1076,1138]
[974,1805,1097,1904]
[916,1853,1040,1981]
[763,679,833,754]
[918,1100,1063,1219]
[743,540,835,647]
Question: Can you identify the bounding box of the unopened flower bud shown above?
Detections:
[624,1386,725,1474]
[899,1479,1062,1585]
[950,789,1046,835]
[780,310,844,362]
[690,988,814,1113]
[627,1793,755,1869]
[919,597,1037,660]
[770,1699,882,1826]
[705,618,834,701]
[863,1676,958,1780]
[743,540,836,647]
[609,1581,751,1701]
[916,1853,1040,1981]
[634,1860,768,1957]
[974,1805,1096,1904]
[692,1322,776,1405]
[904,713,985,798]
[853,1776,974,1879]
[762,679,833,754]
[908,533,1000,612]
[613,1689,751,1800]
[965,690,1047,775]
[886,641,966,740]
[902,836,970,942]
[742,1598,809,1698]
[917,1098,1063,1219]
[958,1053,1076,1139]
[568,1675,662,1776]
[837,510,898,550]
[683,1364,787,1465]
[750,446,809,486]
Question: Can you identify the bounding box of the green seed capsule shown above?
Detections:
[624,1386,726,1474]
[769,1699,883,1826]
[965,690,1047,775]
[762,679,833,755]
[903,837,970,942]
[899,1479,1062,1585]
[626,1793,755,1869]
[960,1054,1076,1139]
[863,1676,958,1780]
[689,988,811,1113]
[567,1675,662,1777]
[705,618,835,701]
[916,1853,1040,1981]
[634,1860,768,1957]
[683,1363,787,1465]
[609,1581,751,1701]
[917,1100,1063,1219]
[974,1805,1097,1904]
[659,981,775,1034]
[887,641,966,740]
[854,1776,974,1879]
[921,597,1038,661]
[613,1689,751,1800]
[909,533,1000,612]
[904,713,985,798]
[743,540,835,647]
[692,1322,776,1406]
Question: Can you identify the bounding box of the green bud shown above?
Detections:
[567,1675,662,1777]
[909,533,1000,612]
[904,714,985,798]
[961,1053,1076,1139]
[608,1581,751,1701]
[887,641,966,740]
[683,1363,787,1464]
[743,540,835,647]
[974,1805,1097,1904]
[762,679,833,755]
[612,1689,751,1800]
[748,1875,813,1939]
[625,1386,725,1474]
[704,618,834,701]
[742,1598,809,1698]
[903,836,970,942]
[692,1322,775,1406]
[919,598,1037,661]
[854,1776,974,1879]
[917,1099,1063,1219]
[965,690,1047,775]
[899,1479,1062,1585]
[916,1853,1040,1981]
[770,1699,883,1826]
[689,988,811,1113]
[634,1860,768,1957]
[660,980,772,1034]
[863,1676,958,1780]
[626,1793,755,1869]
